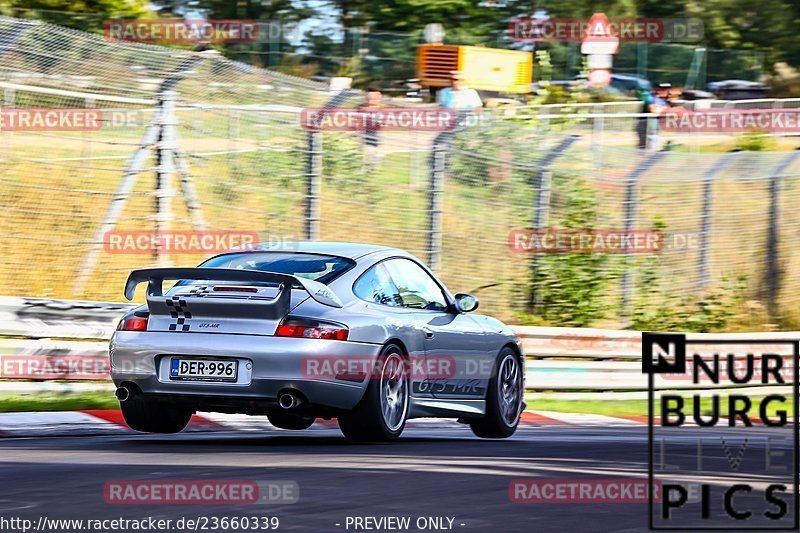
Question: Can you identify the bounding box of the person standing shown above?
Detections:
[636,83,668,150]
[437,71,483,111]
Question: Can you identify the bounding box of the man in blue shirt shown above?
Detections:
[437,71,483,111]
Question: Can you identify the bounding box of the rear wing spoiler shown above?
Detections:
[123,267,343,308]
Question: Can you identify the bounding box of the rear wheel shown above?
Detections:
[470,347,523,439]
[339,344,409,442]
[267,413,316,430]
[120,395,192,434]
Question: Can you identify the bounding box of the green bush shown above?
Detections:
[527,177,622,327]
[630,226,749,332]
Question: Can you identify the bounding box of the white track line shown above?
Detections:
[198,412,278,431]
[531,410,643,426]
[0,411,125,435]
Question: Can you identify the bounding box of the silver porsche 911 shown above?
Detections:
[110,242,525,441]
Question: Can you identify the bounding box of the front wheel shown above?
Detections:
[338,344,409,442]
[470,348,523,439]
[120,395,192,434]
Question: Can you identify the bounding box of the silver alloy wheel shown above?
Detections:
[379,352,408,432]
[498,354,522,426]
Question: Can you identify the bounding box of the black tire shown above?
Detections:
[338,343,409,442]
[267,413,315,430]
[470,347,523,439]
[120,395,192,434]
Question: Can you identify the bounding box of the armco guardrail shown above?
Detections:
[0,297,797,392]
[0,296,132,339]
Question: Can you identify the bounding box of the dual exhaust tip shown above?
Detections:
[278,392,303,410]
[115,386,131,402]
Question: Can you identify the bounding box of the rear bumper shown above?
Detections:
[110,331,382,411]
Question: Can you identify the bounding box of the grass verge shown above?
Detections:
[0,392,117,412]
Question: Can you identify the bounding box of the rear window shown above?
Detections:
[196,252,355,284]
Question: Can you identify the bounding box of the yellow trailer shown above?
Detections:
[416,44,533,94]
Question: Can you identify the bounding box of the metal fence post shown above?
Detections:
[154,91,177,267]
[764,149,800,318]
[697,152,736,289]
[1,87,12,165]
[227,108,241,180]
[305,130,321,241]
[765,171,781,319]
[81,97,95,172]
[528,169,551,313]
[620,151,668,322]
[304,89,358,242]
[427,134,447,272]
[528,135,580,311]
[591,107,604,154]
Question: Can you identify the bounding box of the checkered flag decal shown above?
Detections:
[165,295,192,331]
[185,285,210,297]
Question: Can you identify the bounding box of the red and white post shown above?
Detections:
[581,13,619,87]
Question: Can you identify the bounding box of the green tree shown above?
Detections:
[0,0,150,31]
[322,0,504,34]
[191,0,311,21]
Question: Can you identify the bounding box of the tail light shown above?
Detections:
[275,316,348,341]
[117,310,149,331]
[212,286,258,293]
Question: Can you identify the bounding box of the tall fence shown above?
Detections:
[1,16,800,327]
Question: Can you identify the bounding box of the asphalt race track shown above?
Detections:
[0,423,794,533]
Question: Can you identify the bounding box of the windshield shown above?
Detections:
[195,252,355,284]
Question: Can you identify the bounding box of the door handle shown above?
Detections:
[423,327,434,339]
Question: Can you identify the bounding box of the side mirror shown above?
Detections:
[454,293,479,313]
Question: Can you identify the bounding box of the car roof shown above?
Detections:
[224,241,400,260]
